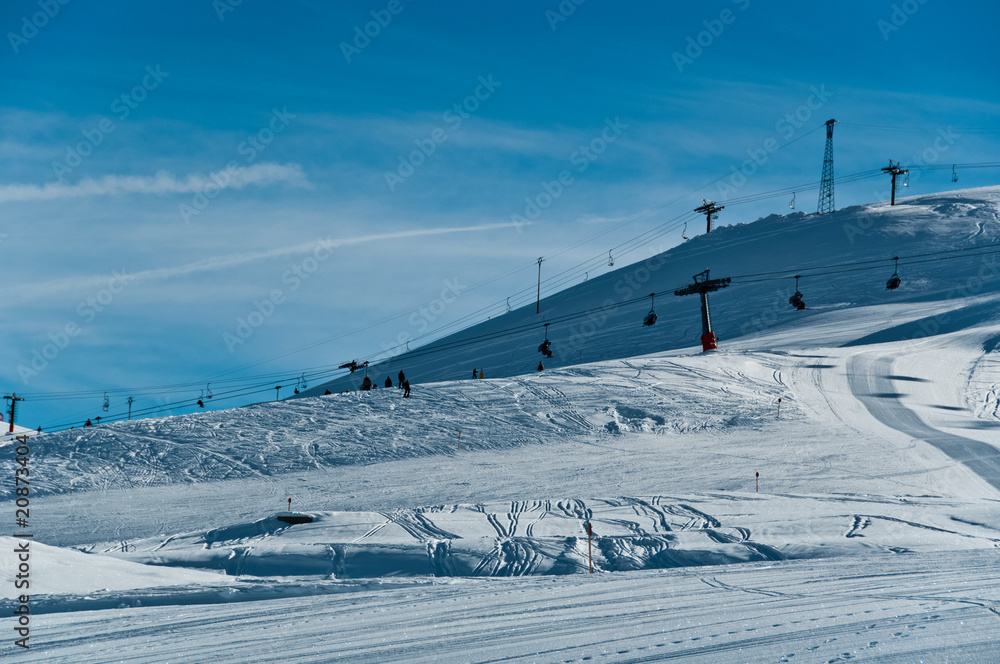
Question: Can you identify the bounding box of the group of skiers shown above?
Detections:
[358,370,410,397]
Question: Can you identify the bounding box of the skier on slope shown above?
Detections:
[403,379,411,398]
[385,376,393,388]
[397,370,406,388]
[472,368,478,379]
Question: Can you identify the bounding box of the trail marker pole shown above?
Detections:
[755,472,759,493]
[457,429,462,450]
[777,398,781,419]
[587,522,593,574]
[287,498,292,512]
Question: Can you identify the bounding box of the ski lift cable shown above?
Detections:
[37,243,1000,430]
[18,153,979,406]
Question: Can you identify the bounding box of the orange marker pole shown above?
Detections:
[287,498,292,512]
[587,522,593,574]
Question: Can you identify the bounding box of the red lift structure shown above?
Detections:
[674,269,731,352]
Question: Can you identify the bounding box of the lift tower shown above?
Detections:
[694,199,724,234]
[881,160,908,206]
[4,393,24,433]
[674,269,731,352]
[817,119,838,214]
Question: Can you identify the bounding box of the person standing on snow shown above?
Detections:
[361,375,372,391]
[403,379,411,397]
[384,376,393,388]
[537,361,544,372]
[472,368,478,379]
[397,370,406,388]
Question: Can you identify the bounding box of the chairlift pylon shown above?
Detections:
[643,292,658,326]
[789,275,806,310]
[886,256,902,290]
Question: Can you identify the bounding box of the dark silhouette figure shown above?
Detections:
[789,293,806,310]
[537,361,544,372]
[361,376,372,391]
[472,368,478,379]
[85,418,92,426]
[403,380,411,397]
[385,376,393,388]
[324,389,332,395]
[397,370,406,388]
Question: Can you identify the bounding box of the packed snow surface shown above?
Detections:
[3,188,1000,662]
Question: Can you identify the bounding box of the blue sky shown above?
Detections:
[2,0,999,428]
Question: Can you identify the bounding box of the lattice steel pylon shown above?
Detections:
[817,119,838,214]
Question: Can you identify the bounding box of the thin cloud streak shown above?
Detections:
[7,222,528,305]
[0,163,309,203]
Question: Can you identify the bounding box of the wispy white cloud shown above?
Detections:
[7,222,527,305]
[0,163,309,203]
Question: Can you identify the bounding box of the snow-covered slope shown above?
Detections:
[4,188,1000,663]
[300,187,1000,396]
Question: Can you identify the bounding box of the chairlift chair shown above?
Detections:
[789,275,806,310]
[681,221,688,240]
[102,392,110,412]
[789,192,796,210]
[538,323,553,357]
[643,292,658,326]
[951,165,958,183]
[608,250,614,266]
[886,256,902,290]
